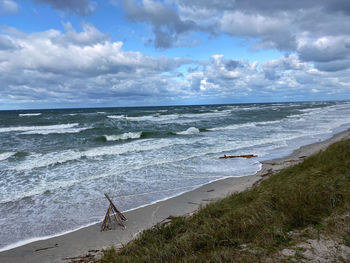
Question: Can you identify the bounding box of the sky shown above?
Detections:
[0,0,350,109]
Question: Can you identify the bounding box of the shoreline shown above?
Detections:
[1,128,350,263]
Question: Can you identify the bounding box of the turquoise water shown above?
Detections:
[1,101,350,250]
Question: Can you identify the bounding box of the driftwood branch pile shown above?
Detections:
[100,193,127,231]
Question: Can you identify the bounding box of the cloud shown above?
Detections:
[0,24,191,107]
[0,35,16,50]
[34,0,97,16]
[57,22,109,46]
[121,0,198,48]
[1,23,349,108]
[119,0,350,71]
[183,54,350,102]
[326,0,350,15]
[182,0,350,71]
[0,0,18,15]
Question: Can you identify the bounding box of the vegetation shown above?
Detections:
[97,138,350,262]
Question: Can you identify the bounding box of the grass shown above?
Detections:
[97,138,350,262]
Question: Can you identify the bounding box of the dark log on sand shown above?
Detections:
[219,154,257,159]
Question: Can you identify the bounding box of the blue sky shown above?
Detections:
[0,0,350,109]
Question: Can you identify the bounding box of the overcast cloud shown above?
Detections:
[120,0,200,48]
[1,22,349,107]
[119,0,350,72]
[33,0,96,16]
[0,0,349,108]
[0,0,18,15]
[0,24,192,107]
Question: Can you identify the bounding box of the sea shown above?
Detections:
[1,101,350,251]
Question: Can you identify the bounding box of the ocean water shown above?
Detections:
[1,101,350,251]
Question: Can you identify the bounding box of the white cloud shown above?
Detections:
[182,54,350,101]
[0,24,191,107]
[0,0,18,15]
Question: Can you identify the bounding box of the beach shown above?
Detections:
[1,128,349,263]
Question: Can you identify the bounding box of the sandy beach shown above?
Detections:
[1,128,350,263]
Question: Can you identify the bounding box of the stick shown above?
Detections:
[101,205,113,231]
[35,244,58,252]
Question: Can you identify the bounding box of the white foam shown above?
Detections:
[3,141,211,203]
[126,114,179,122]
[209,120,281,131]
[0,178,80,204]
[0,123,80,133]
[13,150,83,171]
[107,115,125,119]
[21,127,90,135]
[0,152,15,161]
[12,138,201,171]
[18,113,42,117]
[83,138,196,158]
[209,122,256,131]
[180,110,231,119]
[176,127,200,135]
[104,132,142,141]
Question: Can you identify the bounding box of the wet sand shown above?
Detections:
[1,129,350,263]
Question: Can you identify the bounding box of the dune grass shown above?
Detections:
[97,138,350,262]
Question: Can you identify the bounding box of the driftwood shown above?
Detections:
[219,154,257,159]
[35,244,58,252]
[62,254,95,263]
[100,193,127,231]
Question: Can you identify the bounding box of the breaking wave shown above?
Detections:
[107,115,125,119]
[0,123,89,135]
[11,137,201,171]
[18,113,42,117]
[209,120,281,131]
[176,127,200,135]
[0,152,16,161]
[125,114,179,122]
[102,132,143,141]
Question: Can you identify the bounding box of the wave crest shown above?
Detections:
[176,127,200,135]
[103,132,143,141]
[0,123,89,135]
[209,120,281,131]
[107,115,125,119]
[18,113,42,117]
[0,152,16,161]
